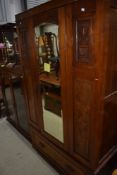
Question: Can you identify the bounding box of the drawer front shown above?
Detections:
[31,128,90,175]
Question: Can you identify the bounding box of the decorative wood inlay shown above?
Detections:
[74,19,91,63]
[78,20,90,45]
[73,79,93,159]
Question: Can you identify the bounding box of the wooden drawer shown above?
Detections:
[31,128,90,175]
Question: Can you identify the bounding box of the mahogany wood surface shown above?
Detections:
[16,0,117,174]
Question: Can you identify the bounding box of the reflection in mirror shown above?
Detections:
[35,23,64,143]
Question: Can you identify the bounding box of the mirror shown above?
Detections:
[35,23,64,143]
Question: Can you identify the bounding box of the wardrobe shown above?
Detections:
[16,0,117,174]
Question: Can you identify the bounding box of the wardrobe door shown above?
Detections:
[17,18,40,130]
[33,8,69,147]
[65,1,99,167]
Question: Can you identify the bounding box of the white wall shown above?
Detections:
[0,0,24,24]
[5,0,23,23]
[0,0,7,24]
[27,0,50,9]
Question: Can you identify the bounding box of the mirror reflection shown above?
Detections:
[35,23,64,143]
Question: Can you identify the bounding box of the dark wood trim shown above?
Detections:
[89,0,111,169]
[95,146,117,174]
[16,0,76,21]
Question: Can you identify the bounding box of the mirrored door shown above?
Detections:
[34,21,64,143]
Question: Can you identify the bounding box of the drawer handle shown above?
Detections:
[65,164,75,173]
[39,141,46,148]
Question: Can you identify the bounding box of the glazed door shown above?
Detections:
[17,18,41,130]
[33,8,70,148]
[13,76,29,134]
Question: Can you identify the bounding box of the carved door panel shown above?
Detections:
[72,77,96,164]
[74,19,93,64]
[65,2,98,167]
[72,17,96,166]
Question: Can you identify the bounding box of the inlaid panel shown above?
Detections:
[73,79,93,159]
[78,20,90,45]
[74,19,92,64]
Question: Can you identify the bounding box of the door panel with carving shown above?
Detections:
[66,2,97,166]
